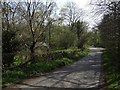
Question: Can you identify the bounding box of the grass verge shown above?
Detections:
[102,51,120,89]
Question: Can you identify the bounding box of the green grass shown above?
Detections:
[51,48,79,53]
[102,51,120,89]
[2,48,89,88]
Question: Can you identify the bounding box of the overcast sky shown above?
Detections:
[6,0,103,29]
[55,0,90,8]
[54,0,102,29]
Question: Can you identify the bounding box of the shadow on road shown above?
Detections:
[4,48,106,90]
[3,86,103,90]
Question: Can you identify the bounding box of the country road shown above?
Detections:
[6,48,103,90]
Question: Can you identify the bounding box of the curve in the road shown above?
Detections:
[6,48,103,89]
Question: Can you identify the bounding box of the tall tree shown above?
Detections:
[73,21,89,48]
[98,1,120,84]
[16,1,57,62]
[1,2,21,67]
[60,2,83,30]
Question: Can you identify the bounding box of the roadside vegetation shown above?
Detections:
[2,0,120,89]
[102,51,120,89]
[1,1,90,88]
[96,1,120,89]
[3,48,89,88]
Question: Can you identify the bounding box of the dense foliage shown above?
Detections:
[97,1,120,88]
[88,28,101,47]
[102,51,120,89]
[1,1,89,69]
[2,30,20,67]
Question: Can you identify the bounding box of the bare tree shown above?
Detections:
[1,2,20,31]
[60,2,83,30]
[17,1,56,62]
[1,2,22,68]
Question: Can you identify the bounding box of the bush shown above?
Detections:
[38,49,81,61]
[2,30,20,67]
[102,51,120,89]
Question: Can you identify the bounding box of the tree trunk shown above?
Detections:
[78,41,82,49]
[49,27,51,48]
[30,41,36,62]
[78,38,84,49]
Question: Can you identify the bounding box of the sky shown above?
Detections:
[54,0,102,30]
[14,0,101,28]
[54,0,89,8]
[5,0,103,30]
[55,0,90,8]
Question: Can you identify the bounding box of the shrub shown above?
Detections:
[2,30,20,67]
